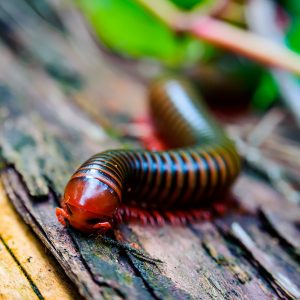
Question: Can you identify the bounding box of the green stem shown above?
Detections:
[134,0,300,75]
[134,0,185,29]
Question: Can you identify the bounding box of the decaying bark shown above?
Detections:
[0,1,299,299]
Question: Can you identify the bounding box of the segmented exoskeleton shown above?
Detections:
[56,76,241,232]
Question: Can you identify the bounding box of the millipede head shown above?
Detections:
[56,177,120,233]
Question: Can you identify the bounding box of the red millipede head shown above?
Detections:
[56,177,120,233]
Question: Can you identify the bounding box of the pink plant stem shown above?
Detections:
[134,0,300,75]
[189,17,300,75]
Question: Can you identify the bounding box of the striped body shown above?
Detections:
[72,78,240,209]
[57,76,241,232]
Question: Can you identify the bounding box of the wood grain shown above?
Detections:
[0,183,78,299]
[0,238,40,300]
[0,1,299,299]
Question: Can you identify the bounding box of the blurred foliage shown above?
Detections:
[77,0,208,65]
[78,0,300,111]
[281,0,300,16]
[253,0,300,111]
[252,73,279,110]
[169,0,202,10]
[286,20,300,54]
[281,0,300,54]
[251,0,300,111]
[194,53,264,108]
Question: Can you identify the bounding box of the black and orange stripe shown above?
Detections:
[70,76,241,210]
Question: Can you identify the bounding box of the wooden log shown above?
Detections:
[0,1,299,299]
[0,183,78,299]
[0,238,40,300]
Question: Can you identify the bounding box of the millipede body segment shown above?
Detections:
[56,76,241,232]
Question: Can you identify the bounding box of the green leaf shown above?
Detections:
[77,0,206,65]
[251,72,279,110]
[284,0,300,17]
[169,0,202,10]
[286,19,300,54]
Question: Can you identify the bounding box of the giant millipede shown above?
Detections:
[56,76,241,232]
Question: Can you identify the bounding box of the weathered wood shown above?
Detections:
[127,224,256,299]
[0,239,40,300]
[0,183,78,299]
[0,1,299,299]
[230,222,300,299]
[261,208,300,256]
[1,169,118,300]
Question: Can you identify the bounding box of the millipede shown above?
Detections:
[56,76,241,232]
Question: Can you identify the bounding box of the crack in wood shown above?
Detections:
[230,222,300,300]
[0,1,299,299]
[0,234,44,300]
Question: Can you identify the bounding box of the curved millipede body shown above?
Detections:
[56,76,241,232]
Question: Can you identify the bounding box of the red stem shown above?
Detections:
[189,17,300,74]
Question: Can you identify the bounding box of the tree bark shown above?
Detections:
[0,1,299,299]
